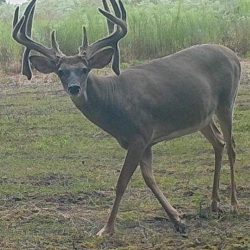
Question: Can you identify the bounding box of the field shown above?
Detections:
[0,61,250,249]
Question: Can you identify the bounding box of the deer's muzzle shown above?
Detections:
[68,84,81,96]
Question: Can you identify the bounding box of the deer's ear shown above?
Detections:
[29,55,57,74]
[88,48,114,69]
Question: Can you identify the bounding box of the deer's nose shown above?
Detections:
[68,84,80,96]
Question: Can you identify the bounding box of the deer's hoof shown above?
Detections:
[96,226,114,237]
[211,200,219,212]
[211,201,224,213]
[230,203,239,214]
[174,220,187,235]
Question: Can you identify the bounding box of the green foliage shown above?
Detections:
[0,21,22,72]
[1,0,250,72]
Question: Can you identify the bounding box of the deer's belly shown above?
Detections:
[151,113,214,145]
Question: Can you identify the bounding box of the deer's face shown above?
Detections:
[29,48,114,97]
[57,56,90,96]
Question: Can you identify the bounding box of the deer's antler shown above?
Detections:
[12,0,63,79]
[79,0,127,75]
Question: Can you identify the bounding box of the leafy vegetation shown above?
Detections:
[1,0,250,72]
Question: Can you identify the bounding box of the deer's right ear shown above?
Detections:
[29,55,57,74]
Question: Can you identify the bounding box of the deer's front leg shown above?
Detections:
[140,147,186,233]
[97,136,147,236]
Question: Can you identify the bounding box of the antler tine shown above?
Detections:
[79,26,88,54]
[102,0,114,34]
[101,0,121,75]
[13,6,19,28]
[24,0,35,37]
[110,0,121,18]
[12,0,38,79]
[111,45,121,75]
[83,0,127,75]
[83,26,88,49]
[119,0,127,21]
[13,0,59,71]
[16,0,36,36]
[51,31,63,57]
[103,0,122,33]
[22,2,36,79]
[98,8,127,34]
[107,0,127,75]
[98,0,127,75]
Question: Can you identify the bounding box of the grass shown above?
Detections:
[0,63,250,249]
[1,0,250,72]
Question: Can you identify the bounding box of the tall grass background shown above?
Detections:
[0,0,250,73]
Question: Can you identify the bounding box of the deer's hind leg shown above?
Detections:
[200,120,225,212]
[216,106,239,212]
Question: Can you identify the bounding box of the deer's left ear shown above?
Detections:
[29,55,57,74]
[88,47,114,69]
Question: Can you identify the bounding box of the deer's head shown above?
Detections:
[12,0,127,97]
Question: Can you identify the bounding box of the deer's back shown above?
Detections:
[107,44,241,144]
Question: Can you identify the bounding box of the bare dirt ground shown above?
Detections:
[0,62,250,249]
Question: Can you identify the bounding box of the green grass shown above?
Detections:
[1,0,250,72]
[0,64,250,248]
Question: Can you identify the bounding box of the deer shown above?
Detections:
[12,0,241,236]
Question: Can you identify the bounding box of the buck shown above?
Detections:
[13,0,241,236]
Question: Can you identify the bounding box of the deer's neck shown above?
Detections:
[70,73,118,131]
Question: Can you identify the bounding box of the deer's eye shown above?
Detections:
[58,69,70,78]
[81,67,88,74]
